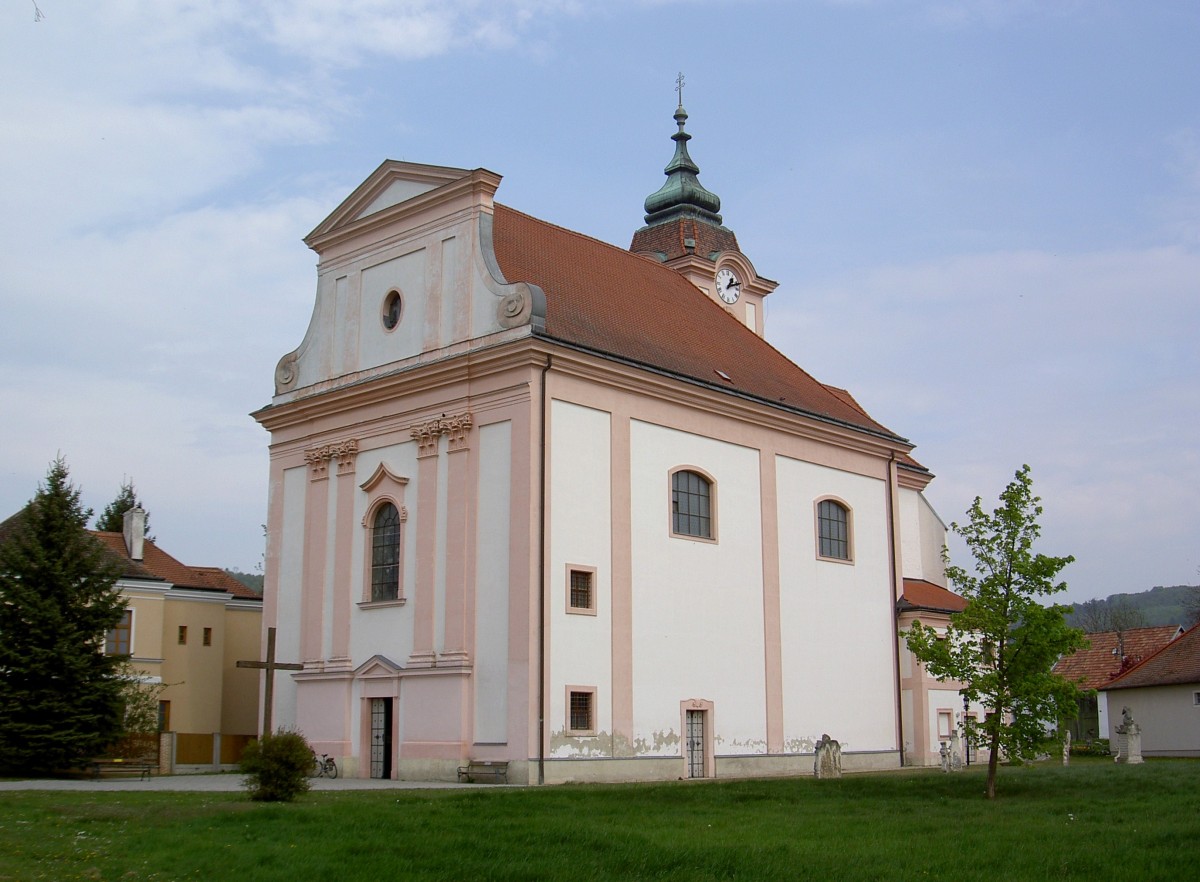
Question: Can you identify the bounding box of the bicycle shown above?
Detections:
[310,752,338,779]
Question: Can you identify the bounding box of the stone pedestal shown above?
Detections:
[1115,707,1144,765]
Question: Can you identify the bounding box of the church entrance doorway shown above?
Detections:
[370,698,393,779]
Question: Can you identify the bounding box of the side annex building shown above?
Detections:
[254,103,956,782]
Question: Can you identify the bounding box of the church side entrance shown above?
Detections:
[686,710,706,778]
[681,699,714,778]
[370,698,393,779]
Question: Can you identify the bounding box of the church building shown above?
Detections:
[253,100,953,782]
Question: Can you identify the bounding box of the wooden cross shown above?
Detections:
[236,627,303,740]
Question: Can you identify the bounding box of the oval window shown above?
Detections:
[382,290,402,330]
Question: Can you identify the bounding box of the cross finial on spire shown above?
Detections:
[675,71,685,106]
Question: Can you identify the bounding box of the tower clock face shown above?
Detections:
[716,268,742,304]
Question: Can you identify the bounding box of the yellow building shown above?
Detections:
[98,509,262,769]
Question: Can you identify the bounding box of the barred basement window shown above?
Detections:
[568,690,595,734]
[568,568,595,613]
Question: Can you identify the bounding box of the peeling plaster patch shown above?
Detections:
[784,736,818,754]
[722,738,768,754]
[548,729,614,758]
[632,729,681,756]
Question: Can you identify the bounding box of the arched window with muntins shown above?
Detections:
[371,502,401,601]
[672,469,712,539]
[817,499,850,560]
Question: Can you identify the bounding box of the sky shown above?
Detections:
[1,1,1197,604]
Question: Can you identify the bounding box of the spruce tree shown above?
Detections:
[0,458,127,774]
[94,478,152,539]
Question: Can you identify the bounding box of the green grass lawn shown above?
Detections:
[1,759,1196,881]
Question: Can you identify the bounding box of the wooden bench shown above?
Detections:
[90,758,155,780]
[456,760,508,784]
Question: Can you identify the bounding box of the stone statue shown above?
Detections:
[1114,707,1143,765]
[813,734,842,779]
[938,741,950,773]
[1062,729,1071,766]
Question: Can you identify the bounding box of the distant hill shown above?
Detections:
[1065,584,1198,629]
[224,569,264,595]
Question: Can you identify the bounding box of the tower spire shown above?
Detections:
[641,75,723,227]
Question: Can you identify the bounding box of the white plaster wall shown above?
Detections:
[899,488,947,584]
[351,440,419,664]
[1104,685,1200,755]
[629,421,766,756]
[475,420,512,744]
[776,456,897,752]
[275,464,309,730]
[927,689,962,744]
[360,251,427,372]
[548,401,613,751]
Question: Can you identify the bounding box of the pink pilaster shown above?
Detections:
[300,450,331,664]
[440,414,474,665]
[408,421,441,667]
[329,443,358,667]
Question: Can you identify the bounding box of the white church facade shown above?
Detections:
[253,103,955,782]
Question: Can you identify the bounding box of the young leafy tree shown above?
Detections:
[94,478,152,539]
[0,458,128,774]
[903,465,1086,799]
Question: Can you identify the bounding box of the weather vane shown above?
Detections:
[676,72,685,106]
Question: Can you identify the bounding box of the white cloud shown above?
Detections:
[772,244,1200,598]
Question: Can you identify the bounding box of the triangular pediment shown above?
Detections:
[304,160,481,249]
[354,654,404,679]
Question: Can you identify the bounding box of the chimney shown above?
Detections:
[122,507,146,561]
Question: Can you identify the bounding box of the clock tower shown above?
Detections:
[629,84,777,335]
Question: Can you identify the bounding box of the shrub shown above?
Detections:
[1071,737,1111,758]
[240,731,313,802]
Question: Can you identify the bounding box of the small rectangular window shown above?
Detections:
[937,710,953,739]
[1194,691,1200,707]
[202,627,212,647]
[177,626,187,645]
[106,609,132,656]
[567,567,596,614]
[568,690,594,734]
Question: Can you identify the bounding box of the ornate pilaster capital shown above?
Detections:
[410,412,473,457]
[305,438,359,479]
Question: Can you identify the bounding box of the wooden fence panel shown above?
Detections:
[175,733,214,765]
[220,734,255,764]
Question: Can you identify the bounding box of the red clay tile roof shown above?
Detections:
[1053,625,1182,690]
[1101,622,1199,691]
[898,579,968,614]
[629,217,740,262]
[93,532,261,600]
[491,205,906,444]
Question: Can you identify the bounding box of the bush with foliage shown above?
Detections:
[1070,738,1111,757]
[240,731,313,801]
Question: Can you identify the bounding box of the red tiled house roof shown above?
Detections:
[1101,622,1200,691]
[491,205,912,449]
[93,532,261,600]
[898,579,968,614]
[1053,625,1182,690]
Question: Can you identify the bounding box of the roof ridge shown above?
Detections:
[492,204,902,442]
[1104,619,1198,688]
